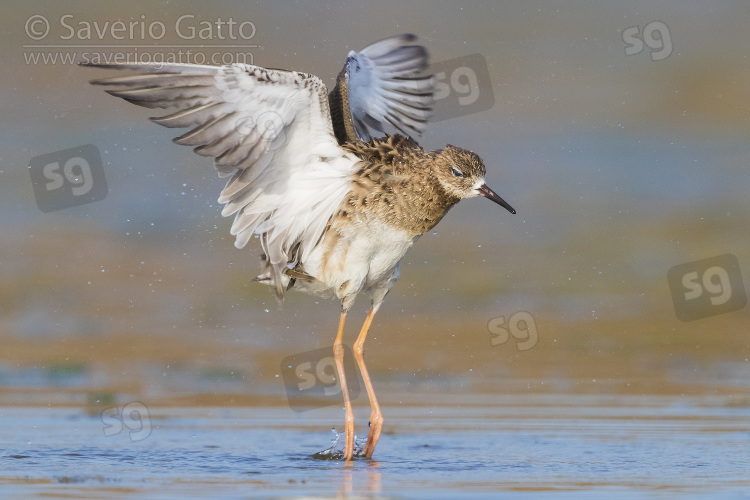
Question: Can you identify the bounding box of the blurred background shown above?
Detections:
[1,0,749,410]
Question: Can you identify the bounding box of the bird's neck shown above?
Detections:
[396,167,460,235]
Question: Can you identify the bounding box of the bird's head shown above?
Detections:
[432,145,516,214]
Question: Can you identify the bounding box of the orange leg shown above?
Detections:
[353,307,383,459]
[333,311,355,460]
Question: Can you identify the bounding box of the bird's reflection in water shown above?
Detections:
[337,461,382,495]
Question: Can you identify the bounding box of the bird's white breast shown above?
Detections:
[303,217,417,300]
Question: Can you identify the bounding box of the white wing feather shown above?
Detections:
[84,62,359,290]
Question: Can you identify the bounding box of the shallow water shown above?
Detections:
[2,394,749,498]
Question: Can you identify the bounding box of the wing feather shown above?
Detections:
[328,34,436,143]
[83,61,360,299]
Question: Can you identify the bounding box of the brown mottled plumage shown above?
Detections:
[340,135,462,236]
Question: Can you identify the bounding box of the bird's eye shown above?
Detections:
[451,167,463,177]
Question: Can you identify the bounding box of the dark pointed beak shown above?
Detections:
[478,184,516,214]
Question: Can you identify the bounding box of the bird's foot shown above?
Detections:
[362,412,384,459]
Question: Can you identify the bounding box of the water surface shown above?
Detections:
[2,394,749,498]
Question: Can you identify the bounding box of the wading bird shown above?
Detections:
[82,34,515,460]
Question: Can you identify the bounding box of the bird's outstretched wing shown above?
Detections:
[83,62,360,299]
[328,34,435,144]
